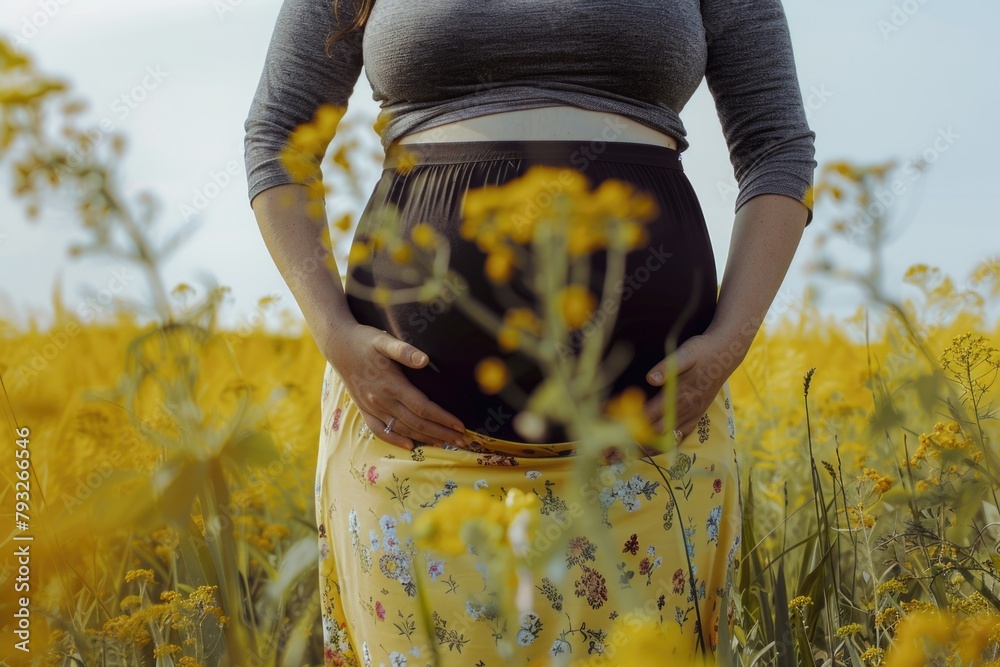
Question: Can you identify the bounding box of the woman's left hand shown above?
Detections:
[642,331,741,443]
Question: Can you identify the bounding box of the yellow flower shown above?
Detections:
[955,613,1000,664]
[120,594,143,612]
[331,143,350,170]
[838,504,876,529]
[506,307,542,332]
[373,110,392,137]
[393,146,420,174]
[876,578,907,597]
[572,612,712,666]
[160,590,182,603]
[485,245,516,283]
[153,644,182,658]
[410,222,436,249]
[475,357,510,394]
[497,327,520,351]
[313,103,347,139]
[591,179,635,219]
[461,184,503,222]
[278,104,346,186]
[474,227,501,253]
[497,307,542,351]
[172,282,194,297]
[504,487,537,516]
[884,609,955,667]
[390,242,412,264]
[496,209,536,245]
[348,241,371,264]
[458,165,657,264]
[125,569,155,585]
[835,623,863,637]
[802,183,815,212]
[788,595,813,613]
[372,286,393,306]
[412,487,539,556]
[333,212,352,231]
[370,229,388,252]
[875,606,900,630]
[830,161,857,179]
[900,599,936,615]
[566,219,603,256]
[617,220,649,249]
[863,467,893,495]
[859,646,885,666]
[603,386,656,446]
[557,284,596,330]
[306,197,326,220]
[909,420,975,467]
[629,191,659,221]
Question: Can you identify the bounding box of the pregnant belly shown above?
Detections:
[343,165,717,444]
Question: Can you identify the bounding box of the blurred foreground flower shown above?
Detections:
[278,103,348,217]
[883,608,1000,666]
[568,611,713,666]
[413,486,539,557]
[412,487,541,661]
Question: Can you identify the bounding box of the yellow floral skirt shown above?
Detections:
[315,360,742,666]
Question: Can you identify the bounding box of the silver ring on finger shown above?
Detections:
[384,416,397,434]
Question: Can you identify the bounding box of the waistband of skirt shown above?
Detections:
[448,430,668,460]
[453,428,578,458]
[383,139,684,172]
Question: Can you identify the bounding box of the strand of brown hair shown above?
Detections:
[324,0,373,56]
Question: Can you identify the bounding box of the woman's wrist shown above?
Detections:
[701,193,807,368]
[249,182,360,371]
[310,304,360,370]
[698,322,754,376]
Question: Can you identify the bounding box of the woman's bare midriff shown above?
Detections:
[396,105,680,150]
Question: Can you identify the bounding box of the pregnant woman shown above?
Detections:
[244,0,816,664]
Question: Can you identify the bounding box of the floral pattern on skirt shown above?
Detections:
[315,360,742,666]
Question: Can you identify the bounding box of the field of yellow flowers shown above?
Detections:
[3,254,1000,666]
[3,35,1000,667]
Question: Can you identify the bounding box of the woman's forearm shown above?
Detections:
[250,183,356,362]
[702,193,809,364]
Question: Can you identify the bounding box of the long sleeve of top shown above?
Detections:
[243,0,363,206]
[701,0,817,225]
[244,0,817,225]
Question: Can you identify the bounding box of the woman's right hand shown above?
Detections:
[328,323,469,451]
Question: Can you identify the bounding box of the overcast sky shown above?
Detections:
[0,0,995,339]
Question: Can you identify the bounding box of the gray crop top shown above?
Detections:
[244,0,817,226]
